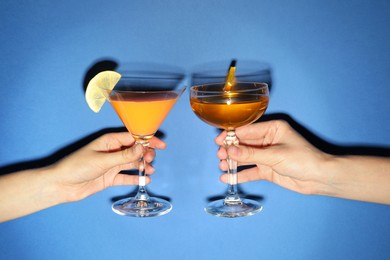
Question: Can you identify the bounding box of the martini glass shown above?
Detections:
[190,82,269,217]
[102,74,185,217]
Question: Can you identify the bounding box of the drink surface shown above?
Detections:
[109,92,179,138]
[190,93,269,130]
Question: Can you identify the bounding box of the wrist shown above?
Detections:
[311,154,347,197]
[37,165,69,206]
[317,155,368,201]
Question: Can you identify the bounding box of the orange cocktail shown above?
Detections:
[86,70,185,218]
[100,73,185,218]
[110,92,179,141]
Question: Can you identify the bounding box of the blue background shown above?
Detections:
[1,0,390,259]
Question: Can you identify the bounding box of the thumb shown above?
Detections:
[227,145,279,166]
[99,144,143,169]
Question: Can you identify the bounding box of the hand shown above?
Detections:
[0,132,167,222]
[215,120,331,195]
[50,132,166,203]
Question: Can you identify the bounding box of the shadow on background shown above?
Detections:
[83,59,119,93]
[0,128,165,176]
[0,127,121,175]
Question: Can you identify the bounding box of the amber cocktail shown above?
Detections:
[190,82,269,217]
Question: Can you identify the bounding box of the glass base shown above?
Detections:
[112,197,172,218]
[205,198,262,218]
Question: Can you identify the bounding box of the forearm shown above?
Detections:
[322,155,390,205]
[0,166,62,222]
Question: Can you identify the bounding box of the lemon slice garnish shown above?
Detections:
[85,71,121,112]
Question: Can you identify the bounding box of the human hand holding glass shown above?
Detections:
[0,132,166,223]
[215,120,327,195]
[53,133,166,202]
[216,120,390,205]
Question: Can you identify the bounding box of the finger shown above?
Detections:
[227,145,282,167]
[149,137,167,150]
[235,121,276,139]
[112,174,151,186]
[145,164,155,175]
[99,144,143,169]
[214,131,227,145]
[144,147,156,163]
[219,160,228,171]
[217,146,227,160]
[235,120,287,146]
[91,132,135,152]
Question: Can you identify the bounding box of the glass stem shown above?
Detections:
[135,141,151,202]
[223,130,242,205]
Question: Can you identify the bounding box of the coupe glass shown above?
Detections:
[102,73,185,217]
[190,82,269,217]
